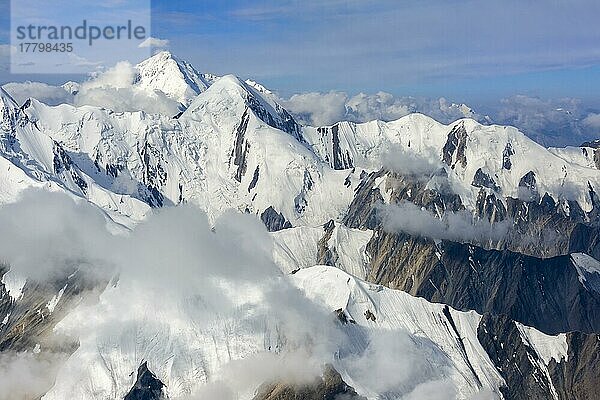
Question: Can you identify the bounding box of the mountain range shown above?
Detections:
[0,51,599,400]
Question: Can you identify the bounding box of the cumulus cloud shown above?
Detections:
[0,190,115,282]
[138,37,170,49]
[281,90,600,147]
[184,350,323,400]
[403,379,457,400]
[0,189,341,398]
[73,61,181,115]
[380,202,511,244]
[493,95,588,147]
[281,91,480,126]
[2,61,181,116]
[281,91,348,126]
[340,330,451,396]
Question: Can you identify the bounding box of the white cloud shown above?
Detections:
[380,202,511,244]
[73,61,181,115]
[138,37,171,48]
[2,82,73,106]
[3,59,180,115]
[382,145,442,178]
[281,91,348,126]
[282,90,600,146]
[583,113,600,129]
[281,91,480,126]
[0,190,115,282]
[340,331,451,396]
[0,189,339,398]
[346,91,411,122]
[0,189,474,398]
[494,95,585,147]
[0,352,67,400]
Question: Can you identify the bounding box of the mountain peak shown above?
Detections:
[183,74,303,140]
[135,52,213,105]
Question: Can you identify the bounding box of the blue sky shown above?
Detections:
[1,0,600,106]
[150,0,600,105]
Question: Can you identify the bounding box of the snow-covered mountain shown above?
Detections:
[134,51,217,107]
[1,53,600,400]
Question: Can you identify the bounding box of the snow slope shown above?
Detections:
[43,262,511,400]
[272,223,372,277]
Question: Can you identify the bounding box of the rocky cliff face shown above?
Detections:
[123,362,167,400]
[478,314,600,400]
[0,266,100,353]
[364,229,600,335]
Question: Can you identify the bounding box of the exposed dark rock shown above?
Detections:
[345,169,600,260]
[0,265,99,353]
[52,142,73,174]
[52,142,88,194]
[139,142,168,207]
[232,108,251,182]
[335,308,349,324]
[580,140,600,149]
[316,124,354,170]
[365,228,600,334]
[518,171,539,200]
[345,169,465,231]
[549,331,600,400]
[106,163,124,178]
[594,149,600,170]
[253,364,365,400]
[261,206,292,232]
[244,90,304,143]
[317,220,337,266]
[442,122,468,169]
[475,189,507,223]
[248,165,260,192]
[364,309,376,322]
[123,361,166,400]
[442,306,481,387]
[502,143,515,170]
[294,170,314,215]
[477,314,557,400]
[472,168,501,192]
[478,314,600,400]
[343,170,387,230]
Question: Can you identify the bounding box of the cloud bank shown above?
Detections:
[2,62,180,116]
[281,91,478,127]
[380,202,511,244]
